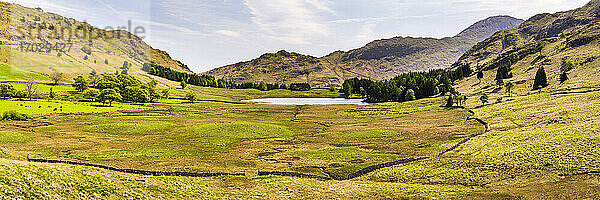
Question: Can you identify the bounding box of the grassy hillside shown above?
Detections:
[0,2,190,83]
[454,1,600,95]
[454,0,600,69]
[206,16,523,87]
[360,90,600,199]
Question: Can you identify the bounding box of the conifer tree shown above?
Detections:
[560,71,568,83]
[533,66,548,90]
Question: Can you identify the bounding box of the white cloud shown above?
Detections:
[215,30,241,38]
[242,0,334,44]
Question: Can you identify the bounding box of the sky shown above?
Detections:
[6,0,591,73]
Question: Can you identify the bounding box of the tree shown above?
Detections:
[0,83,15,99]
[122,61,132,70]
[405,89,416,101]
[104,59,109,65]
[49,71,63,85]
[505,82,514,96]
[24,79,38,101]
[72,76,88,92]
[477,71,484,81]
[84,55,88,60]
[49,88,55,99]
[180,80,187,89]
[82,88,99,101]
[185,91,198,103]
[98,89,121,106]
[560,71,569,83]
[480,93,489,106]
[88,74,100,88]
[445,94,454,108]
[342,81,352,97]
[122,86,150,103]
[533,66,548,90]
[496,63,513,80]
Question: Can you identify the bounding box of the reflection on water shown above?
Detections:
[242,98,369,105]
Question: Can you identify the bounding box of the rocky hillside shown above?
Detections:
[0,2,190,82]
[455,0,600,94]
[206,16,523,87]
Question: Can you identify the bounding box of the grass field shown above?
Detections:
[0,74,599,199]
[359,90,600,198]
[0,158,478,199]
[0,95,481,177]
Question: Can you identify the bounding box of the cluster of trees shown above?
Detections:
[288,83,311,91]
[73,74,159,106]
[0,81,39,100]
[143,63,311,91]
[342,67,471,103]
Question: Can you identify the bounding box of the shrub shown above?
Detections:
[2,111,29,121]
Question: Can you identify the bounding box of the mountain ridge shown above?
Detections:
[205,15,523,87]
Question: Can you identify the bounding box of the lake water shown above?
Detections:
[242,98,369,105]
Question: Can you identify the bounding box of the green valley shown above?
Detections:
[1,0,600,199]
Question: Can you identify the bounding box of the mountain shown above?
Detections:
[454,0,600,94]
[205,16,523,87]
[454,0,600,68]
[0,2,190,82]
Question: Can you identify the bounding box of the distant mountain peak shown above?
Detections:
[456,15,524,39]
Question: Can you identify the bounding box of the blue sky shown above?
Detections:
[7,0,591,73]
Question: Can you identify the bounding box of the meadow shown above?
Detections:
[0,81,598,199]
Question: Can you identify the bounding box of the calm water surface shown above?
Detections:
[242,98,369,105]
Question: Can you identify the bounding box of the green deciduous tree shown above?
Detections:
[342,81,352,97]
[72,76,89,92]
[50,71,63,85]
[185,91,198,103]
[24,79,38,101]
[122,86,150,103]
[98,89,121,106]
[82,88,100,101]
[0,83,15,99]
